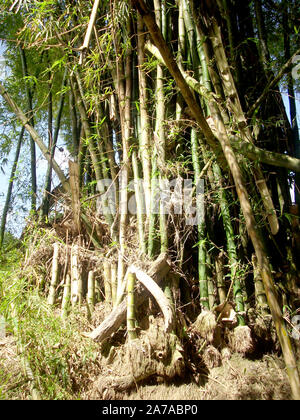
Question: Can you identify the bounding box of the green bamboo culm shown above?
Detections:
[148,152,159,258]
[132,150,147,254]
[191,129,209,310]
[127,272,138,341]
[61,274,71,320]
[212,162,245,325]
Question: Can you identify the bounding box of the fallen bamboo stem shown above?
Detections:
[130,265,175,333]
[88,253,171,342]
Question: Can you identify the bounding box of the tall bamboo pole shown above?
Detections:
[212,161,245,324]
[154,0,168,255]
[137,14,151,216]
[191,129,209,310]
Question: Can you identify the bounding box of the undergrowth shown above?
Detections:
[0,248,101,400]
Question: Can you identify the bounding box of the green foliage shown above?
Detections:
[0,254,100,399]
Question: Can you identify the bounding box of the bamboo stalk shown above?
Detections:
[111,262,118,307]
[61,274,71,319]
[191,129,209,310]
[212,162,245,325]
[132,150,147,254]
[113,19,132,290]
[137,14,151,216]
[103,261,112,305]
[215,251,226,304]
[252,254,269,315]
[148,152,159,258]
[127,272,137,341]
[47,243,60,306]
[87,271,95,318]
[71,244,82,306]
[79,0,101,62]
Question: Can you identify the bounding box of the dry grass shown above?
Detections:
[124,353,293,400]
[0,336,28,400]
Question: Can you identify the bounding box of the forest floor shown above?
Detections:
[0,331,295,400]
[0,248,298,401]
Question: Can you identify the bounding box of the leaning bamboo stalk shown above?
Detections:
[210,102,300,398]
[208,23,279,235]
[151,24,279,237]
[79,0,101,63]
[0,82,70,192]
[47,243,60,306]
[253,169,279,235]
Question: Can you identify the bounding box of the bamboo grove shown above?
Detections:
[0,0,300,398]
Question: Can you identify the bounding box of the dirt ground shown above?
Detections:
[124,353,292,400]
[0,333,295,400]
